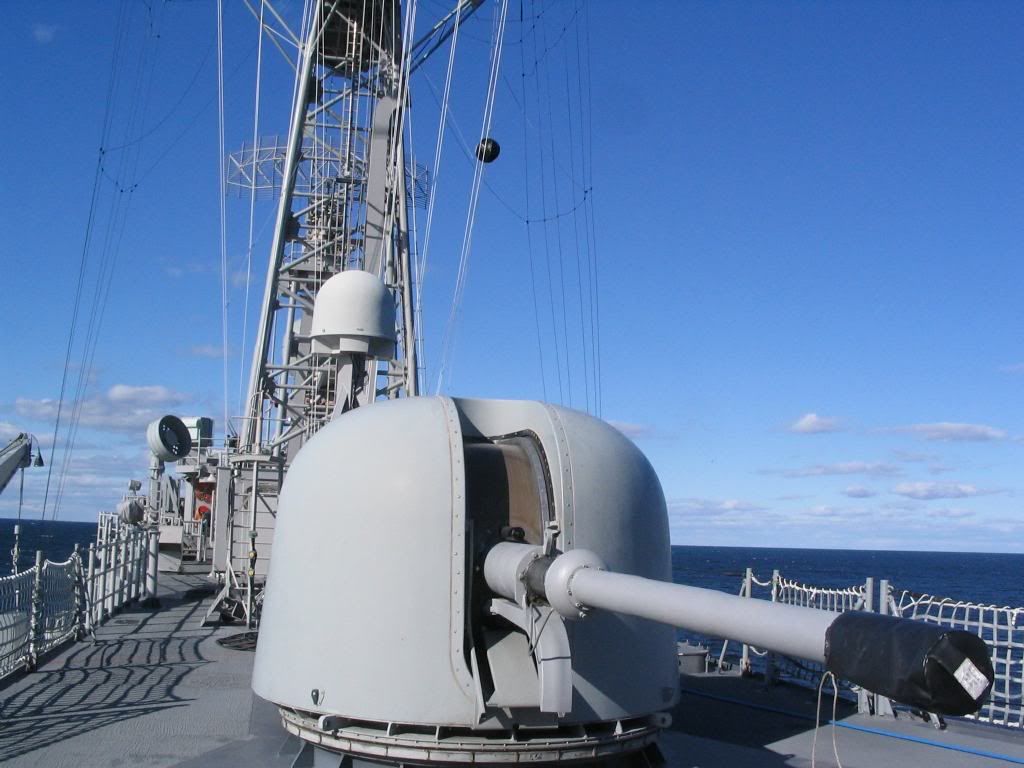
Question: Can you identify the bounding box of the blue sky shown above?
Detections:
[0,1,1021,552]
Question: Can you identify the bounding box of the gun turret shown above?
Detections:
[253,396,994,768]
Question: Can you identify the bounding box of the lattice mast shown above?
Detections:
[242,0,417,460]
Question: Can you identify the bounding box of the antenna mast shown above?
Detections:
[241,0,417,460]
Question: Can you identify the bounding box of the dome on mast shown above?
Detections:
[310,270,396,358]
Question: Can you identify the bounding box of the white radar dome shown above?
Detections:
[310,270,396,358]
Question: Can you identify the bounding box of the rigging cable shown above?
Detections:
[218,0,231,442]
[414,0,465,376]
[103,36,216,153]
[434,0,511,394]
[580,0,601,415]
[55,0,165,517]
[238,0,267,426]
[407,108,427,388]
[421,71,588,225]
[528,0,564,404]
[390,0,421,393]
[518,0,547,401]
[539,7,573,407]
[41,2,131,521]
[563,14,589,413]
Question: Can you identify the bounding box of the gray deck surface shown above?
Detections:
[1,575,1021,767]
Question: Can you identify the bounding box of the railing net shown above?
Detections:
[770,576,868,691]
[711,570,1023,728]
[40,558,80,655]
[892,590,1023,729]
[0,519,152,686]
[0,569,34,677]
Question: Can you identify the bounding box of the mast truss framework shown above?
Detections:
[243,0,417,460]
[198,0,422,619]
[198,0,489,623]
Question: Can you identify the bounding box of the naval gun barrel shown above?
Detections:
[563,560,832,663]
[485,543,995,716]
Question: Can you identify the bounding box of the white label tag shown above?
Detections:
[953,658,989,700]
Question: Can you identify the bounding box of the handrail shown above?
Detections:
[708,569,1021,729]
[0,519,156,685]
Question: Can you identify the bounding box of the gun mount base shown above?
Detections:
[279,708,668,767]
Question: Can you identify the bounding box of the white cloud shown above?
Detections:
[0,448,152,522]
[0,421,24,441]
[32,23,57,44]
[782,461,901,478]
[667,497,1017,549]
[670,497,767,516]
[881,499,925,512]
[843,485,877,499]
[15,384,193,434]
[609,420,654,439]
[891,482,993,500]
[107,384,187,406]
[927,508,974,520]
[893,422,1006,442]
[803,504,846,517]
[788,412,841,434]
[0,422,56,449]
[189,344,227,359]
[892,450,939,463]
[999,363,1024,374]
[608,420,673,440]
[162,261,210,279]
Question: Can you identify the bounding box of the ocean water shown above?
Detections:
[0,518,98,573]
[671,545,1024,608]
[0,518,1020,609]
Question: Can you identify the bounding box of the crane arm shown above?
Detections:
[0,434,32,497]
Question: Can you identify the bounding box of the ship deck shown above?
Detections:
[1,574,1022,767]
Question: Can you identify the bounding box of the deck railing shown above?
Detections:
[0,518,156,685]
[714,569,1023,728]
[888,586,1023,729]
[0,567,34,678]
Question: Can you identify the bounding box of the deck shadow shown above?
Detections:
[668,673,857,750]
[0,588,215,760]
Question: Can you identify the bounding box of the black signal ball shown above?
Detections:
[476,138,500,163]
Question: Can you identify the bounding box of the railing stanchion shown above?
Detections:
[740,567,752,675]
[129,529,139,602]
[109,529,119,616]
[99,537,108,622]
[144,526,161,607]
[27,551,43,671]
[72,544,85,640]
[119,529,129,610]
[86,543,97,631]
[764,570,781,685]
[856,575,875,714]
[135,529,143,601]
[874,579,895,716]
